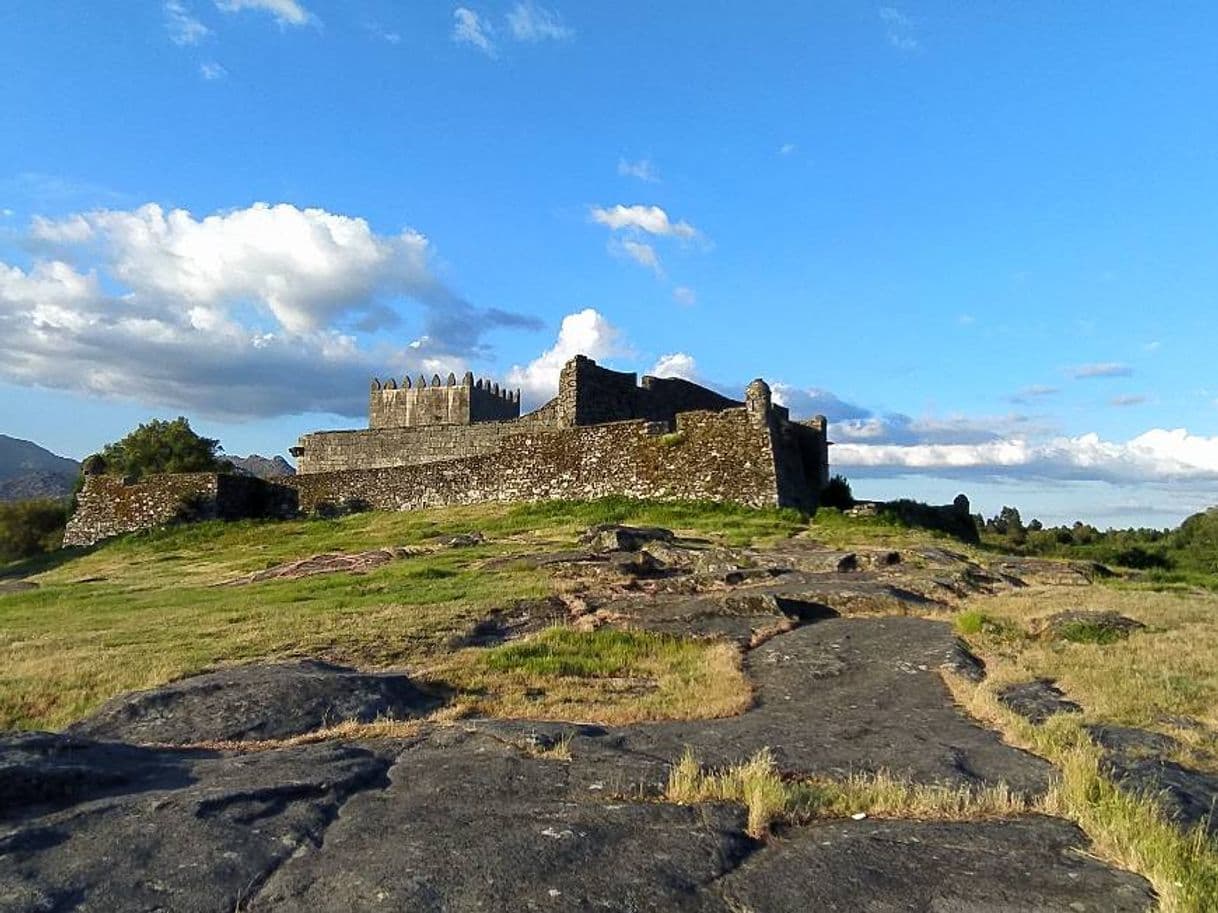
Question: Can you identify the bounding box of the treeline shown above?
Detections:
[977,505,1218,581]
[0,499,70,562]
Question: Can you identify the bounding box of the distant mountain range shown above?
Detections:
[228,455,296,479]
[0,435,295,502]
[0,436,80,502]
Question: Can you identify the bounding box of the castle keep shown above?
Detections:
[288,354,830,513]
[64,354,830,546]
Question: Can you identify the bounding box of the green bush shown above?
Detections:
[819,474,854,510]
[92,417,231,480]
[0,499,69,561]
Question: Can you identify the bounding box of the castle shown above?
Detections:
[287,354,829,513]
[64,355,830,546]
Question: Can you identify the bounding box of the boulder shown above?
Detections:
[582,524,675,552]
[998,679,1083,724]
[1034,610,1146,644]
[68,660,442,745]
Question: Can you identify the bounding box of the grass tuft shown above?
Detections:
[666,747,1031,839]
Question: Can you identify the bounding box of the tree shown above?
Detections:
[0,499,68,561]
[819,474,855,510]
[92,417,231,480]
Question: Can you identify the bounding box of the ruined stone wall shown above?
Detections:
[553,356,742,429]
[555,356,639,426]
[64,473,297,547]
[286,407,790,514]
[637,375,741,422]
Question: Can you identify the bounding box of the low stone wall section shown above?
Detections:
[64,473,297,547]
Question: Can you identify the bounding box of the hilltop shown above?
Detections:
[0,435,79,502]
[1,499,1216,911]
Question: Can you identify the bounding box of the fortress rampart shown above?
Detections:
[291,355,830,512]
[64,354,831,545]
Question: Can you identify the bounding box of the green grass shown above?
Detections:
[485,627,696,677]
[0,498,811,730]
[1055,619,1134,645]
[807,506,973,550]
[954,609,1020,639]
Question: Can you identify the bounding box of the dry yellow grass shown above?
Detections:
[667,747,1032,839]
[428,629,752,725]
[943,669,1218,913]
[960,584,1218,767]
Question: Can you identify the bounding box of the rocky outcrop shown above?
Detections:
[67,660,441,745]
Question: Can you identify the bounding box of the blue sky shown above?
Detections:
[1,1,1216,526]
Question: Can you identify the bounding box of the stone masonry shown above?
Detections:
[290,355,830,513]
[64,355,831,544]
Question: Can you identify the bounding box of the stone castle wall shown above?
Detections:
[296,422,520,474]
[369,372,519,429]
[287,405,802,515]
[555,356,741,428]
[64,473,297,547]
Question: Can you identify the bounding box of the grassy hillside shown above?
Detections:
[0,498,805,730]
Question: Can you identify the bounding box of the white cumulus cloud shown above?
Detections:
[648,352,700,382]
[30,202,437,335]
[590,204,699,239]
[613,238,661,274]
[507,308,627,406]
[835,428,1218,484]
[2,202,539,418]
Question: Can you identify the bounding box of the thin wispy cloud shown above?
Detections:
[617,158,659,183]
[165,1,211,45]
[1111,394,1149,407]
[1072,362,1133,379]
[199,61,228,80]
[878,6,919,51]
[672,286,696,307]
[778,143,796,156]
[506,2,573,42]
[1009,384,1060,404]
[613,238,662,275]
[214,0,313,27]
[453,7,496,56]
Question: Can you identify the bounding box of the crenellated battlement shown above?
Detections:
[369,369,520,428]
